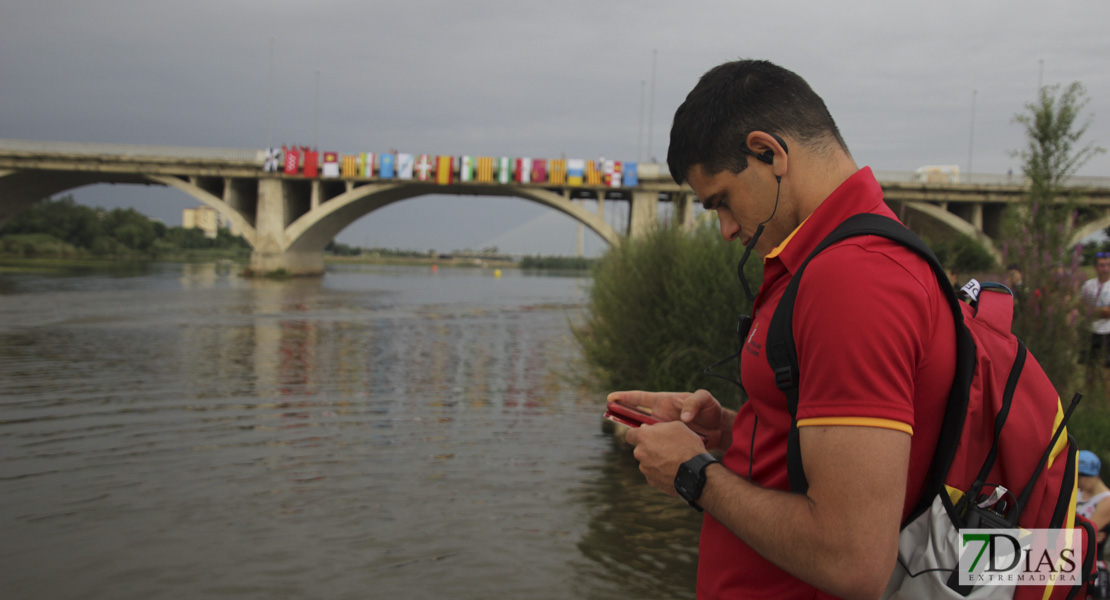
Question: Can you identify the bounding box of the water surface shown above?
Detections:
[0,262,699,599]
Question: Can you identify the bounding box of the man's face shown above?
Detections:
[1097,257,1110,279]
[685,163,787,257]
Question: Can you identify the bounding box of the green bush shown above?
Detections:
[0,233,83,258]
[521,255,595,270]
[926,233,998,275]
[575,221,760,408]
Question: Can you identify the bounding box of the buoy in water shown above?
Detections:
[431,265,438,272]
[494,269,502,278]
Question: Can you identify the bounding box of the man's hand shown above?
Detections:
[606,389,733,451]
[623,419,708,496]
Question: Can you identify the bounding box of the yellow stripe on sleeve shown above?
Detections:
[796,416,913,436]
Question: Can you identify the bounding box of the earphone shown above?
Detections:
[739,133,789,166]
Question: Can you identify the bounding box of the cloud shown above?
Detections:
[2,0,1108,253]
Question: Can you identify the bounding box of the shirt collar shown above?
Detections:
[764,167,892,275]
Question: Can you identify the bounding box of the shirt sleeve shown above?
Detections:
[791,239,947,431]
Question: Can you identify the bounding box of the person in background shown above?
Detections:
[1006,263,1024,290]
[1081,253,1110,384]
[1077,449,1110,598]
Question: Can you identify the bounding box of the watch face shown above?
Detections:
[675,463,700,501]
[675,454,716,506]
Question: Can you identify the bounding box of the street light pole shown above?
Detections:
[968,89,977,181]
[637,80,645,163]
[266,36,274,149]
[647,49,657,163]
[313,68,320,150]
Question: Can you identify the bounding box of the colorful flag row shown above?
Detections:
[268,147,639,187]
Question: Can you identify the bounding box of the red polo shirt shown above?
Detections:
[696,167,956,599]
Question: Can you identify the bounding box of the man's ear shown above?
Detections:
[746,131,789,179]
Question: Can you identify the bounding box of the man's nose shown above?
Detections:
[718,210,741,242]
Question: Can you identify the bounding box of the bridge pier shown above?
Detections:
[249,178,325,276]
[629,190,659,237]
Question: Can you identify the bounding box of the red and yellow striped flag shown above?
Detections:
[548,159,566,184]
[342,155,359,177]
[585,160,602,185]
[476,157,495,182]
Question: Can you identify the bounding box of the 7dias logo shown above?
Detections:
[959,529,1081,586]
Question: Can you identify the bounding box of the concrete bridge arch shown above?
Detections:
[894,200,1002,263]
[283,182,621,255]
[0,170,259,247]
[250,178,628,274]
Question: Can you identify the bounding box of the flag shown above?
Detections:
[532,159,547,183]
[460,156,474,182]
[515,158,532,183]
[361,153,376,178]
[608,161,623,187]
[397,153,414,179]
[283,147,300,175]
[416,154,433,181]
[342,155,359,177]
[322,152,340,178]
[585,160,601,185]
[264,147,282,172]
[380,154,396,179]
[303,150,319,178]
[567,159,585,186]
[476,157,494,182]
[623,162,638,187]
[436,156,453,185]
[549,159,566,184]
[497,157,511,183]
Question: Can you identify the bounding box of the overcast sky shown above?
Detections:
[2,0,1108,256]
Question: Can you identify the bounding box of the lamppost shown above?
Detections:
[967,89,977,181]
[266,36,274,149]
[637,79,645,163]
[647,49,657,163]
[313,68,320,150]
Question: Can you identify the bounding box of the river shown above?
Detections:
[0,262,699,600]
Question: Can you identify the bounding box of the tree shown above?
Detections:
[1013,82,1105,199]
[1002,82,1105,393]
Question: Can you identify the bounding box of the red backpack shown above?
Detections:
[765,213,1096,599]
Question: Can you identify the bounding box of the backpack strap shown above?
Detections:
[766,213,974,496]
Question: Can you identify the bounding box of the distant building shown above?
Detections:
[183,206,219,238]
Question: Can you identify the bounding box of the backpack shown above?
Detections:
[763,212,1096,599]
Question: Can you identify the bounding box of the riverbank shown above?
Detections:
[325,254,518,269]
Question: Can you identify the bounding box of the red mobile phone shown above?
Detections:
[604,401,662,428]
[604,401,709,443]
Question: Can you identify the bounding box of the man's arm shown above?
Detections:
[628,423,908,600]
[1091,496,1110,542]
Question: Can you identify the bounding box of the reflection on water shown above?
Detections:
[0,262,699,599]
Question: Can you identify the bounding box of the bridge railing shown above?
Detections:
[0,139,264,163]
[3,139,1108,190]
[872,169,1110,189]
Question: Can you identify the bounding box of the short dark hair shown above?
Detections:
[667,59,849,184]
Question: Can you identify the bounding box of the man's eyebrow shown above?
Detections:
[700,193,721,210]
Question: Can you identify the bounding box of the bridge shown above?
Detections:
[2,139,1109,275]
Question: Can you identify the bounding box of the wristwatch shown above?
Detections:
[674,453,720,511]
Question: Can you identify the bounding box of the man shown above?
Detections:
[1082,253,1110,372]
[608,60,956,599]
